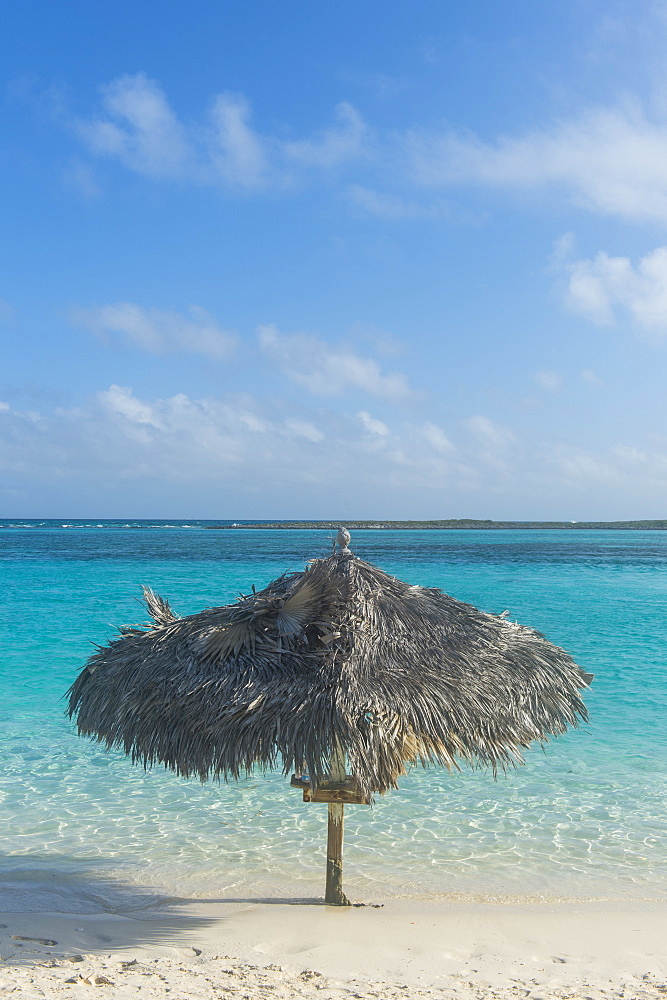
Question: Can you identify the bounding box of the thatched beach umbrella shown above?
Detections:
[68,530,592,905]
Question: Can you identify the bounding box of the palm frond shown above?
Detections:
[68,551,592,796]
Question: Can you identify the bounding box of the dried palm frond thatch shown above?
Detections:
[69,545,591,795]
[67,533,592,903]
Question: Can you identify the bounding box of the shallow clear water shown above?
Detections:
[1,523,665,910]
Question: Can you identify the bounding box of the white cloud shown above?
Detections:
[358,411,389,436]
[53,73,667,225]
[346,184,428,219]
[581,369,604,387]
[535,370,562,392]
[0,383,476,512]
[0,386,457,504]
[87,385,267,468]
[464,415,515,449]
[72,74,367,191]
[283,102,367,168]
[99,384,164,429]
[73,302,237,360]
[548,445,617,484]
[345,322,406,358]
[462,416,517,474]
[540,439,667,499]
[0,399,41,425]
[407,100,667,221]
[613,444,647,464]
[3,385,667,516]
[209,92,266,188]
[283,418,324,442]
[558,243,667,336]
[76,73,193,180]
[421,421,455,454]
[258,324,416,401]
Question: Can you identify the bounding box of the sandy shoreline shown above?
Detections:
[2,898,666,998]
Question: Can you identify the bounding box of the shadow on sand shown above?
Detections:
[0,851,379,968]
[0,852,216,966]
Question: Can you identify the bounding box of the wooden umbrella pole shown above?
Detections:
[325,741,351,905]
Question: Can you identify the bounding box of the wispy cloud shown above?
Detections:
[346,184,446,220]
[0,384,491,517]
[581,369,604,387]
[70,73,368,191]
[464,415,515,450]
[283,418,324,443]
[95,385,262,458]
[535,370,562,392]
[407,99,667,222]
[76,74,194,180]
[4,385,667,515]
[208,91,267,188]
[547,445,618,484]
[556,239,667,337]
[357,410,389,436]
[59,73,667,225]
[283,102,367,168]
[258,324,417,401]
[462,416,517,473]
[72,302,237,360]
[420,421,456,454]
[0,386,459,505]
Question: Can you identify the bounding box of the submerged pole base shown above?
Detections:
[325,859,351,906]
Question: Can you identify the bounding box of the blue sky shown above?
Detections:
[2,0,667,518]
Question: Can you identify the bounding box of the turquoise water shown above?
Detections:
[1,523,666,910]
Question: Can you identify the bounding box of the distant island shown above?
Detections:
[206,519,667,530]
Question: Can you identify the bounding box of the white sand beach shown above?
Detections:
[1,897,666,999]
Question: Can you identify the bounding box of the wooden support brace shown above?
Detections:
[291,775,369,804]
